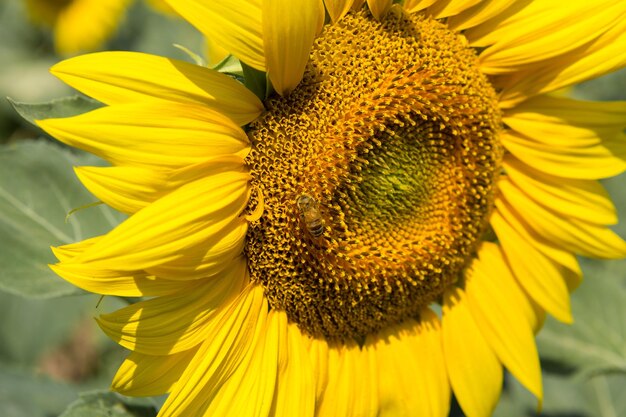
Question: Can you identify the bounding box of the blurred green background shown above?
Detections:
[1,0,625,416]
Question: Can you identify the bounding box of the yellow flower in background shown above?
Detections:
[23,0,175,55]
[24,0,132,55]
[37,0,626,416]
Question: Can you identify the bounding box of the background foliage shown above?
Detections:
[0,0,625,416]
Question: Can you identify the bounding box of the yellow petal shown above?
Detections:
[528,298,547,335]
[49,263,191,297]
[490,209,573,324]
[200,307,279,417]
[448,0,530,32]
[352,0,367,10]
[402,0,437,13]
[504,97,626,153]
[38,103,250,168]
[502,95,626,179]
[316,341,378,417]
[493,194,583,292]
[163,0,265,72]
[465,243,543,403]
[504,156,617,225]
[356,342,380,416]
[374,314,449,417]
[269,313,315,417]
[50,51,263,125]
[475,1,626,74]
[75,166,169,215]
[263,0,321,95]
[501,130,626,180]
[145,0,178,16]
[96,258,248,355]
[112,349,197,396]
[68,171,250,271]
[146,220,248,280]
[54,0,131,55]
[315,0,326,35]
[508,95,626,130]
[306,336,330,410]
[52,235,100,262]
[413,308,451,417]
[498,18,626,106]
[442,287,503,417]
[504,99,626,146]
[324,0,353,23]
[367,0,392,20]
[373,321,423,417]
[77,156,247,215]
[505,95,626,126]
[427,0,481,19]
[499,177,626,259]
[158,284,270,417]
[373,312,449,417]
[205,36,230,68]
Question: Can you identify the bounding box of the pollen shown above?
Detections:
[244,7,502,340]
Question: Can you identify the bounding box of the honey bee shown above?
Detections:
[296,194,324,237]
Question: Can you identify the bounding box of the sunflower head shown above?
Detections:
[37,1,626,417]
[245,7,503,340]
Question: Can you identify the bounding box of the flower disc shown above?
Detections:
[245,8,502,340]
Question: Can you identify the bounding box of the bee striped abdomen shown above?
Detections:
[296,194,324,237]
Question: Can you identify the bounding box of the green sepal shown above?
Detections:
[213,54,244,76]
[7,95,102,127]
[173,43,206,67]
[241,61,268,101]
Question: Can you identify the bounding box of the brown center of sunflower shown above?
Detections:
[244,7,502,340]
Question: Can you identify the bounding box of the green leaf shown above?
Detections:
[0,363,79,417]
[586,373,626,417]
[0,291,91,365]
[59,391,158,417]
[536,264,626,376]
[493,370,626,417]
[0,140,125,298]
[7,95,102,127]
[493,371,576,417]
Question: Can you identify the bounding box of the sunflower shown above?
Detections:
[37,0,626,416]
[23,0,175,55]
